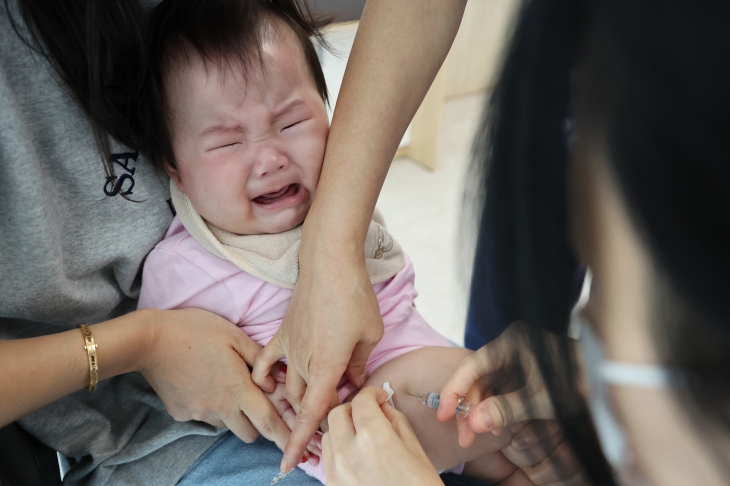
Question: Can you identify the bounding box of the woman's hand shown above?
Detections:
[252,258,384,471]
[322,387,443,486]
[438,323,586,485]
[252,0,468,472]
[500,421,586,485]
[437,322,555,447]
[138,308,292,452]
[263,362,341,467]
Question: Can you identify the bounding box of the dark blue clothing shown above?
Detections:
[464,231,584,350]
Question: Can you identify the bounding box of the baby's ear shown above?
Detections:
[164,161,185,193]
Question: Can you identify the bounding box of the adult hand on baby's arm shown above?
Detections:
[264,363,342,467]
[138,308,292,452]
[252,255,384,472]
[251,0,467,473]
[322,387,443,486]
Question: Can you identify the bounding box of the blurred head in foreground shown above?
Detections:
[468,0,730,484]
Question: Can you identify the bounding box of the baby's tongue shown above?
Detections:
[254,184,295,204]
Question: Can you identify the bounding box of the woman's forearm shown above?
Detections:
[302,0,466,260]
[0,309,155,427]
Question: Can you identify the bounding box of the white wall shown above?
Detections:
[316,23,412,147]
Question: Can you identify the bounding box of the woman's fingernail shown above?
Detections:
[277,363,287,381]
[512,435,529,450]
[280,457,289,472]
[300,454,308,464]
[476,409,492,431]
[308,455,319,466]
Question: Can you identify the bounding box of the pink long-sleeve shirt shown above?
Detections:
[137,217,451,482]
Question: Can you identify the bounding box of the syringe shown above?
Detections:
[408,392,472,420]
[269,392,472,484]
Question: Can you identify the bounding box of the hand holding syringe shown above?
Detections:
[270,391,473,484]
[408,392,473,419]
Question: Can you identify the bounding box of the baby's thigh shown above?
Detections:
[362,347,513,469]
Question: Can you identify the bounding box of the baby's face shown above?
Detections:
[165,34,329,234]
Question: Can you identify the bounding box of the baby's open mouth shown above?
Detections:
[253,184,300,205]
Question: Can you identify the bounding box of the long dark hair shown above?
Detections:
[5,0,147,178]
[5,0,326,179]
[466,0,611,481]
[577,0,730,474]
[468,0,730,483]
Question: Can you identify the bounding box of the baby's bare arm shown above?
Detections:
[359,347,515,474]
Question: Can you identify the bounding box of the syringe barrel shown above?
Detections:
[421,393,471,420]
[425,392,440,409]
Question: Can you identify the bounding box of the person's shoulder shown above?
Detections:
[153,216,193,252]
[140,217,291,324]
[148,217,241,281]
[140,218,242,314]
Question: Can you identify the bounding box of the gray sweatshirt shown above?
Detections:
[0,2,223,484]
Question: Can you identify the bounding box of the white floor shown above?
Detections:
[376,92,487,345]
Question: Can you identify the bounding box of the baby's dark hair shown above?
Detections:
[142,0,330,171]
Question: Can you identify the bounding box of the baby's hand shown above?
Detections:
[264,363,340,465]
[264,381,323,464]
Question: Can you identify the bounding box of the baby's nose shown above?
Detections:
[254,148,289,177]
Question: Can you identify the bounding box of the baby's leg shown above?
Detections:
[362,347,514,472]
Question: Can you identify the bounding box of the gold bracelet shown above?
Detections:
[79,324,98,391]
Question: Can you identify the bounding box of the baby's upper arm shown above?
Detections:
[372,254,419,326]
[138,231,297,353]
[366,255,452,370]
[138,239,243,324]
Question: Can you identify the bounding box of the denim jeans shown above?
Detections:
[177,432,320,485]
[178,432,495,485]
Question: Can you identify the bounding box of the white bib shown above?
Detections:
[170,181,405,289]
